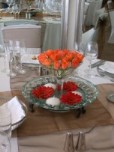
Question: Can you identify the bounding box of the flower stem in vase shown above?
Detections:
[56,77,65,96]
[61,78,64,94]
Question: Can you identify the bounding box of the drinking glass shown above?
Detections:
[17,4,21,19]
[14,40,26,74]
[4,47,10,74]
[0,44,7,73]
[6,40,17,78]
[85,41,98,77]
[12,4,21,19]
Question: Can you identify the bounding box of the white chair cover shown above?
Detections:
[108,11,114,43]
[84,0,103,27]
[0,23,4,45]
[1,24,41,51]
[82,28,98,51]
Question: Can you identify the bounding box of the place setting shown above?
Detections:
[97,61,114,79]
[0,95,27,152]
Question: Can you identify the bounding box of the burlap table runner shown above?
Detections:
[0,89,113,137]
[7,65,114,137]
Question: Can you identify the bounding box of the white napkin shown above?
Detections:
[21,50,40,65]
[21,54,40,65]
[0,57,10,92]
[77,59,114,85]
[99,61,114,74]
[1,96,26,130]
[11,136,18,152]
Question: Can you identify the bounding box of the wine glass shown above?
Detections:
[13,40,26,74]
[85,41,98,78]
[6,0,15,16]
[5,40,17,78]
[16,4,21,19]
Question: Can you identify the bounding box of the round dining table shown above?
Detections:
[0,54,114,152]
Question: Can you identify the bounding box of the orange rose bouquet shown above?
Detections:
[38,49,84,79]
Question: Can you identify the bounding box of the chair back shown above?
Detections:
[84,0,103,27]
[107,10,114,43]
[1,24,41,49]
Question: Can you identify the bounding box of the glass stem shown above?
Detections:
[89,59,92,76]
[61,79,64,93]
[9,60,13,74]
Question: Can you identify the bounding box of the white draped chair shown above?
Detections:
[84,0,103,27]
[1,24,42,53]
[82,27,98,52]
[108,10,114,43]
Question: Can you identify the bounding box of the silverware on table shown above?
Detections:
[97,66,114,79]
[91,60,105,68]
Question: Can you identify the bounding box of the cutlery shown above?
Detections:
[91,60,105,68]
[97,66,114,78]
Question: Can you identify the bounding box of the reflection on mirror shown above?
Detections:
[82,0,114,61]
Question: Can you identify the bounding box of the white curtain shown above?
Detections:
[61,0,84,50]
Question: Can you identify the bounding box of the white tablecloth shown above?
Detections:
[39,18,61,51]
[0,17,61,53]
[0,56,18,152]
[0,56,113,92]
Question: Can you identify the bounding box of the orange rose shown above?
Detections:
[61,59,70,69]
[43,59,51,67]
[65,53,73,61]
[38,49,84,71]
[54,61,61,69]
[71,58,79,68]
[46,49,54,56]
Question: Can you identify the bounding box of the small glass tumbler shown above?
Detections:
[85,41,98,78]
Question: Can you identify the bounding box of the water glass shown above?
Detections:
[14,40,26,74]
[7,40,26,75]
[3,43,12,74]
[4,41,17,77]
[85,41,98,77]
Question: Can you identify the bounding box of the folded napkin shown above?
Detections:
[21,48,41,65]
[99,62,114,74]
[11,136,18,152]
[0,96,26,130]
[76,59,113,85]
[21,54,40,65]
[18,125,114,152]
